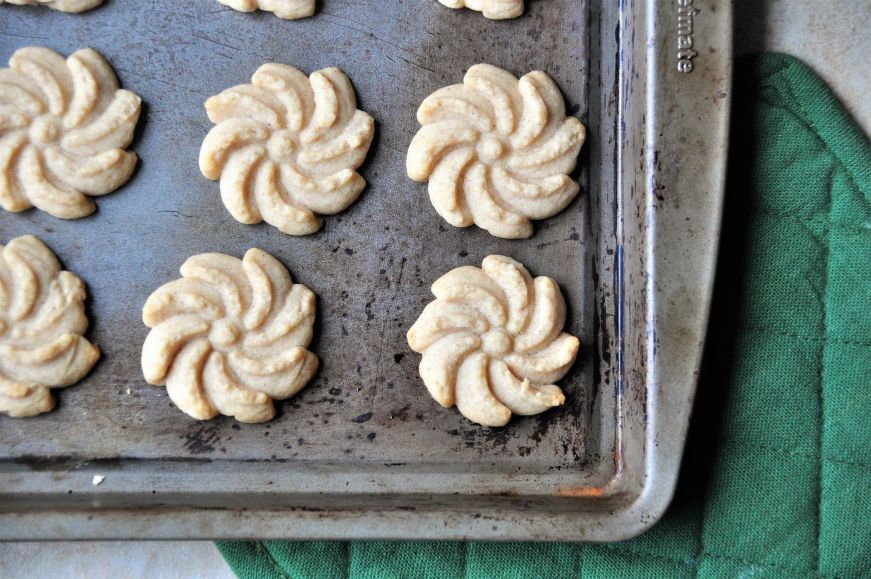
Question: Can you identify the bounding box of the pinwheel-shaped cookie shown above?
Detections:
[436,0,523,19]
[0,47,141,219]
[217,0,314,19]
[200,65,375,235]
[142,249,319,423]
[407,256,579,427]
[0,0,102,12]
[407,64,585,239]
[0,235,100,417]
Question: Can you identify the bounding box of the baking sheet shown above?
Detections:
[0,0,735,541]
[0,0,592,472]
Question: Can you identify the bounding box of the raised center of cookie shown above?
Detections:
[267,130,297,161]
[210,319,241,348]
[482,329,513,357]
[478,137,505,163]
[29,116,62,144]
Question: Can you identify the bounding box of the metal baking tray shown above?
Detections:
[0,0,732,541]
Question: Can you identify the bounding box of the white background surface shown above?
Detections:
[2,0,869,577]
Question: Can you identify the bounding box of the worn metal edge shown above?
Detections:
[607,0,734,540]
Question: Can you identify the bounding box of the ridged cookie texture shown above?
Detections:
[0,47,141,219]
[407,64,585,239]
[0,235,100,418]
[407,255,579,427]
[0,0,103,13]
[200,65,375,235]
[142,249,319,423]
[436,0,523,19]
[217,0,315,19]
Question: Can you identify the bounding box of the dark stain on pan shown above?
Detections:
[389,405,411,422]
[183,425,220,455]
[351,412,373,424]
[529,406,560,446]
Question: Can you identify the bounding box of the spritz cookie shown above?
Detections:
[0,0,102,13]
[0,235,100,417]
[142,249,319,423]
[407,256,579,427]
[407,65,585,238]
[200,65,375,235]
[436,0,524,20]
[217,0,315,19]
[0,47,141,218]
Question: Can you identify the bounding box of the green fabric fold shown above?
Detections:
[217,53,871,579]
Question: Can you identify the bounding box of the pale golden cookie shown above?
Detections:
[0,0,102,13]
[0,235,100,418]
[217,0,314,19]
[407,256,579,427]
[407,64,585,239]
[436,0,523,20]
[200,65,375,235]
[0,47,141,219]
[142,249,319,423]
